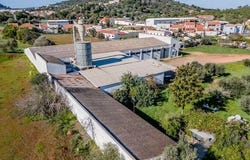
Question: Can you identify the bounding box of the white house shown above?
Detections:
[110,18,133,26]
[146,17,197,28]
[223,24,245,34]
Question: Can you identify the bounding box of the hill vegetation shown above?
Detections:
[45,0,203,23]
[202,5,250,24]
[42,0,250,24]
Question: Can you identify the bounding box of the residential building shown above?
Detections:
[62,24,74,32]
[183,22,196,33]
[110,17,133,26]
[223,24,245,34]
[146,17,197,28]
[206,21,222,31]
[20,23,36,29]
[197,15,215,21]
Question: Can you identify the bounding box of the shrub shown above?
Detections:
[17,73,67,118]
[243,59,250,67]
[102,143,124,160]
[33,36,55,46]
[195,90,227,111]
[242,75,250,82]
[161,114,184,139]
[113,73,159,109]
[2,25,18,39]
[240,96,250,114]
[218,77,247,98]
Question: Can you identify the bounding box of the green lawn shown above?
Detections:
[184,45,250,54]
[139,89,186,129]
[45,34,73,45]
[223,61,250,77]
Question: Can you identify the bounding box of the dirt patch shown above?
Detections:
[165,52,250,67]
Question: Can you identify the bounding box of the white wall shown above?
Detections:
[100,73,165,94]
[101,83,122,93]
[25,48,48,73]
[53,80,135,160]
[25,48,67,74]
[139,33,180,55]
[47,63,66,74]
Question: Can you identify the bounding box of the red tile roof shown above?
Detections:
[20,23,35,28]
[184,22,195,26]
[100,17,110,24]
[62,24,74,29]
[208,21,221,25]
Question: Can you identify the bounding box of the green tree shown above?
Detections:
[243,59,250,67]
[161,115,184,139]
[113,73,159,109]
[17,28,40,45]
[240,96,250,114]
[219,77,247,98]
[88,28,97,37]
[2,25,18,39]
[170,63,204,113]
[163,134,197,160]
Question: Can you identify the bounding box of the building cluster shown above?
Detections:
[145,16,245,36]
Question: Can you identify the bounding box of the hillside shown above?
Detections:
[203,5,250,23]
[43,0,204,23]
[39,0,250,24]
[0,3,10,9]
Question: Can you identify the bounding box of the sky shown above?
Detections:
[0,0,64,8]
[177,0,250,9]
[1,0,250,9]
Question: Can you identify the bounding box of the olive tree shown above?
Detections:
[170,63,204,113]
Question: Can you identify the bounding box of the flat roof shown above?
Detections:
[51,74,93,88]
[52,74,175,159]
[80,59,175,87]
[38,53,65,65]
[28,37,168,59]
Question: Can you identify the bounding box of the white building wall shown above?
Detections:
[101,83,122,93]
[139,33,180,55]
[53,80,135,160]
[100,73,165,93]
[24,48,48,73]
[25,48,67,74]
[47,63,66,74]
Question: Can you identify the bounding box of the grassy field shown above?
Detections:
[139,60,250,130]
[44,34,103,45]
[0,54,64,159]
[45,34,73,45]
[184,45,250,54]
[223,61,250,77]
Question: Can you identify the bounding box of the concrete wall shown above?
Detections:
[53,80,135,160]
[47,63,66,74]
[139,33,180,55]
[100,73,165,94]
[25,48,67,74]
[101,82,122,93]
[25,48,48,73]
